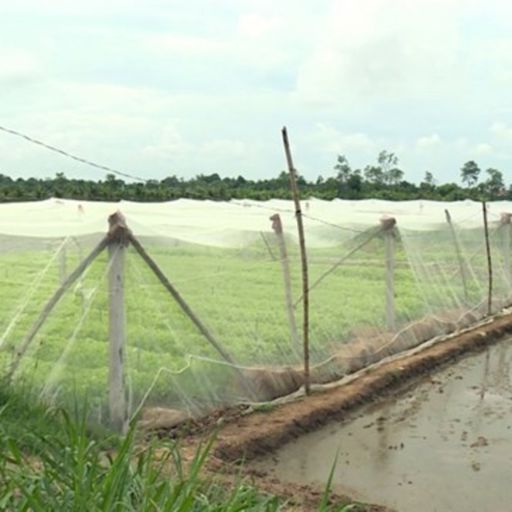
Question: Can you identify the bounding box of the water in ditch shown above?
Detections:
[255,339,512,512]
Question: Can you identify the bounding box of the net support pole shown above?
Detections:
[107,212,129,434]
[500,212,512,288]
[281,126,310,395]
[482,202,493,316]
[445,209,469,301]
[270,214,299,348]
[381,216,396,332]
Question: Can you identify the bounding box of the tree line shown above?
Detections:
[0,151,508,202]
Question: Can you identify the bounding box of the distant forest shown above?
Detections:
[0,151,509,202]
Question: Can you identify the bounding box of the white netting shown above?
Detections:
[1,198,511,429]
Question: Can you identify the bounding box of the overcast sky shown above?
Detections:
[1,0,512,184]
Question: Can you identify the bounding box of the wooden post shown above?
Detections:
[482,202,493,316]
[445,209,469,301]
[281,127,310,395]
[270,214,299,348]
[500,212,512,287]
[381,216,396,331]
[107,212,129,433]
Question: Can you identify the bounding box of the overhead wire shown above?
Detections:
[0,125,148,183]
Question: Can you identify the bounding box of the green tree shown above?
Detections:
[364,165,384,185]
[376,150,402,184]
[422,171,436,186]
[334,155,352,183]
[387,167,404,185]
[346,172,363,197]
[460,160,481,187]
[484,168,505,196]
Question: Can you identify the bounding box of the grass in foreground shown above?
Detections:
[0,389,278,511]
[0,389,369,511]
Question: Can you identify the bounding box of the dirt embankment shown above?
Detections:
[211,313,512,462]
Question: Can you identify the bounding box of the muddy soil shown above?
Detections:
[202,313,512,463]
[253,338,512,512]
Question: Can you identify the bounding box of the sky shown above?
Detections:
[1,0,512,184]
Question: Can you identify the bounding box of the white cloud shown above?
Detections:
[145,34,227,56]
[309,124,375,154]
[416,134,441,149]
[201,139,246,159]
[0,49,40,85]
[294,0,466,105]
[141,126,252,171]
[490,122,512,140]
[237,14,281,38]
[472,143,493,155]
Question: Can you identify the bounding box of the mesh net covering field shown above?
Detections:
[1,198,511,429]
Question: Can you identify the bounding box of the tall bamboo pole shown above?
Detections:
[281,127,310,395]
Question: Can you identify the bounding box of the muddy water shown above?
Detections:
[256,339,512,512]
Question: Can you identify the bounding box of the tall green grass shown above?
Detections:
[0,388,281,511]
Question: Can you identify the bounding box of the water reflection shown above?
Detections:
[256,338,512,512]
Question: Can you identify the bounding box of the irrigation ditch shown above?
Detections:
[144,308,512,511]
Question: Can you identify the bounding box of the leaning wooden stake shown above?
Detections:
[8,235,110,380]
[381,216,396,331]
[281,126,310,395]
[482,202,493,315]
[445,209,469,301]
[129,233,237,366]
[500,212,512,287]
[107,212,129,434]
[260,232,277,261]
[128,232,255,399]
[270,214,299,348]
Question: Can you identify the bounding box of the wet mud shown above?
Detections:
[254,339,512,512]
